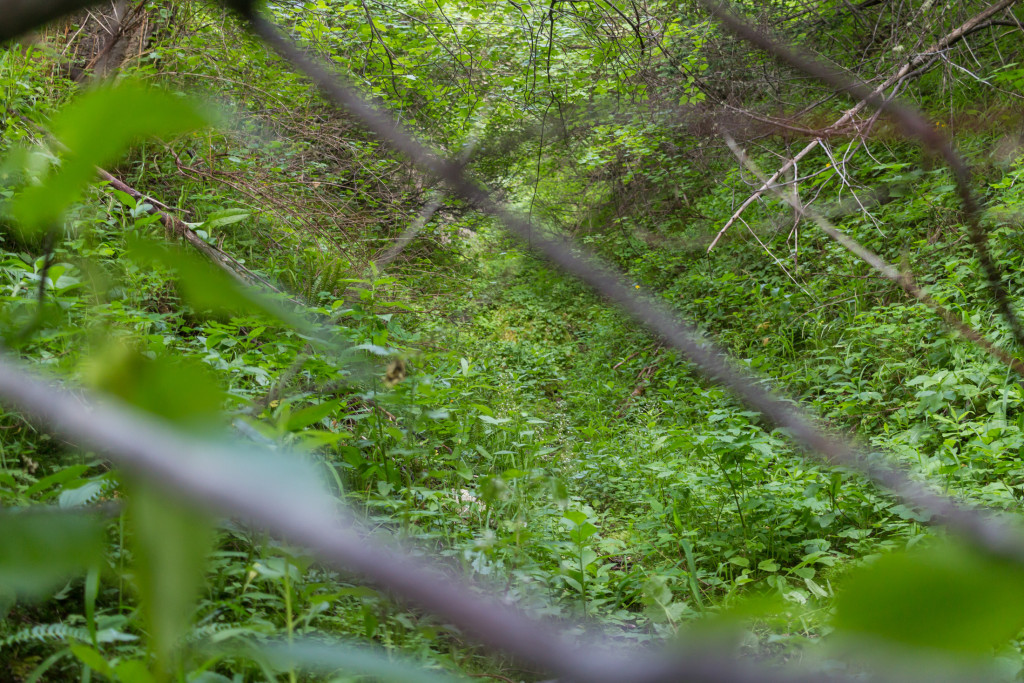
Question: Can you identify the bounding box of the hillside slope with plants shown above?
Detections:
[4,0,1024,681]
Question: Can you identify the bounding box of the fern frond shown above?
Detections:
[0,623,137,650]
[0,624,91,649]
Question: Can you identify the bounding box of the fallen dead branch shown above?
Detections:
[95,169,287,295]
[723,133,1024,379]
[706,0,1020,253]
[703,0,1024,358]
[15,111,290,299]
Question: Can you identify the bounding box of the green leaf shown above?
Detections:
[188,674,234,683]
[58,481,106,508]
[201,208,250,231]
[125,237,296,323]
[833,542,1024,654]
[246,637,459,683]
[128,483,214,673]
[573,522,598,542]
[10,81,209,230]
[352,343,393,356]
[83,344,225,431]
[24,464,90,497]
[113,659,157,683]
[0,510,104,598]
[110,189,137,209]
[563,509,588,525]
[69,644,112,676]
[286,399,343,432]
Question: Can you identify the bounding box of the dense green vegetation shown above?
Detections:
[4,0,1024,680]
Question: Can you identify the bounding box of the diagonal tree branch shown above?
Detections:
[723,133,1024,380]
[15,111,294,301]
[96,169,290,297]
[0,357,880,683]
[2,0,1024,678]
[705,0,1019,253]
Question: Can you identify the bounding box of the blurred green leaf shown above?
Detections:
[69,643,112,675]
[129,483,214,674]
[0,511,104,598]
[833,542,1024,654]
[113,659,157,683]
[187,674,233,683]
[247,638,459,683]
[83,344,225,431]
[125,237,300,325]
[10,81,209,230]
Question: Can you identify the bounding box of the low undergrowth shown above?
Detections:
[5,2,1024,681]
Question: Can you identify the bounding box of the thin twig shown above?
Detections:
[705,0,1020,254]
[13,228,58,344]
[723,133,1024,380]
[701,0,1024,351]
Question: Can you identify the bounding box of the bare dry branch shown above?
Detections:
[95,169,290,297]
[706,0,1020,253]
[702,0,1024,357]
[374,111,487,270]
[723,133,1024,379]
[11,109,288,297]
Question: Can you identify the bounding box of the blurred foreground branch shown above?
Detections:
[0,357,855,683]
[0,0,101,42]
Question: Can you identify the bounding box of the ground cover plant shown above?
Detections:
[4,0,1024,681]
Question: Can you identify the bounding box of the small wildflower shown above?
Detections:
[457,488,483,516]
[634,284,640,289]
